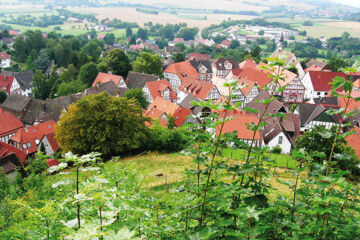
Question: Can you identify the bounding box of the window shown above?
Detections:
[317,92,320,96]
[278,136,283,144]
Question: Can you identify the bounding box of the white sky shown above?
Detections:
[331,0,360,8]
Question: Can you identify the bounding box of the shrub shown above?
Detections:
[271,146,282,154]
[146,121,188,153]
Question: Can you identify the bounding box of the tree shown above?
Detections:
[342,31,350,40]
[102,49,132,78]
[57,80,86,97]
[176,27,198,41]
[124,88,148,109]
[33,49,51,72]
[104,33,115,45]
[0,90,7,104]
[302,20,314,26]
[132,52,162,76]
[258,30,265,36]
[287,65,298,75]
[33,70,51,100]
[136,28,148,40]
[55,92,149,156]
[78,62,99,87]
[328,57,348,72]
[81,39,103,62]
[172,52,185,63]
[229,40,240,49]
[125,26,133,38]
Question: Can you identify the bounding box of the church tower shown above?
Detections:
[277,33,285,52]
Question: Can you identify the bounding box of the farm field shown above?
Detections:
[268,17,360,38]
[69,7,257,29]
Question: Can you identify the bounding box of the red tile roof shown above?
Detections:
[97,34,105,39]
[174,38,184,42]
[179,79,216,100]
[239,68,272,88]
[145,80,177,101]
[0,52,10,60]
[221,40,231,47]
[308,71,346,92]
[173,107,191,127]
[0,142,26,164]
[144,97,190,127]
[43,133,60,153]
[216,111,260,140]
[164,61,200,83]
[239,59,257,71]
[0,113,24,137]
[9,30,19,36]
[46,158,60,167]
[10,121,56,155]
[92,72,124,87]
[346,126,360,158]
[305,65,322,72]
[188,53,210,61]
[0,74,15,93]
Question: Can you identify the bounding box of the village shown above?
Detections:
[0,25,359,179]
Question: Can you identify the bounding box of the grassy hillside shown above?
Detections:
[47,149,299,196]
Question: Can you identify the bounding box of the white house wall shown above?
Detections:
[266,132,292,154]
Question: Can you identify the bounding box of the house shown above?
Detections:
[237,68,273,103]
[0,74,15,94]
[297,103,340,132]
[163,61,200,95]
[165,46,181,55]
[130,44,144,51]
[221,40,231,48]
[211,76,245,105]
[9,120,56,159]
[187,53,210,61]
[189,59,213,81]
[92,72,127,88]
[97,34,105,40]
[1,82,123,125]
[246,91,288,118]
[217,111,261,147]
[0,153,24,181]
[1,94,31,119]
[239,59,257,72]
[8,30,20,36]
[143,97,191,127]
[345,126,360,158]
[301,71,346,100]
[0,142,27,165]
[271,49,305,78]
[305,59,330,71]
[178,95,207,125]
[4,70,34,97]
[212,58,240,79]
[178,78,220,102]
[0,52,11,68]
[37,133,59,156]
[126,71,159,89]
[282,77,306,103]
[142,80,177,105]
[168,38,184,47]
[199,39,215,47]
[0,113,24,143]
[262,113,301,154]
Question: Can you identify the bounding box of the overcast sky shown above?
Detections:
[332,0,360,7]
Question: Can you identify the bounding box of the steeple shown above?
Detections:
[277,33,284,52]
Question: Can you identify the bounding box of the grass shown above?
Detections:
[47,150,299,196]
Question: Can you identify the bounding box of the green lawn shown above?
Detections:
[222,148,298,169]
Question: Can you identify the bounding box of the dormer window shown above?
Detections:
[35,139,40,145]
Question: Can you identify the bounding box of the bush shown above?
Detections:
[271,146,282,154]
[146,121,188,153]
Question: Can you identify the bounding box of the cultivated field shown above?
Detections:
[268,17,360,38]
[69,7,256,30]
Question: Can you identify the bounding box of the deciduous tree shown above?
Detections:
[132,52,162,76]
[55,92,149,156]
